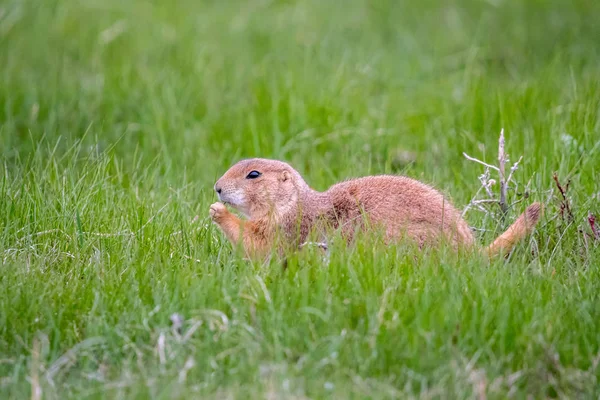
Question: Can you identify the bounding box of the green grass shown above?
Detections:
[1,0,600,398]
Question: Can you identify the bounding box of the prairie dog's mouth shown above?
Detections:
[222,200,237,210]
[218,192,251,218]
[218,191,245,208]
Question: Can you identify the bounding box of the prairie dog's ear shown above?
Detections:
[280,170,291,182]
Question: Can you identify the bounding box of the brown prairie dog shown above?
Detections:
[209,158,542,260]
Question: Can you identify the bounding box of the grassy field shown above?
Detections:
[1,0,600,398]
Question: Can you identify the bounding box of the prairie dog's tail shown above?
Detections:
[486,202,543,257]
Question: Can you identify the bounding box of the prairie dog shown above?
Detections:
[209,158,541,260]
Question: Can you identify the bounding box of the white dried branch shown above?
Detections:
[46,338,104,386]
[463,152,500,171]
[462,128,529,232]
[30,337,42,400]
[83,231,134,237]
[471,203,493,214]
[180,254,202,263]
[299,241,330,265]
[299,241,328,250]
[178,357,196,384]
[470,227,492,233]
[157,333,166,365]
[463,166,498,218]
[470,199,500,205]
[505,155,523,187]
[498,128,508,216]
[478,168,495,199]
[170,313,184,337]
[182,320,203,343]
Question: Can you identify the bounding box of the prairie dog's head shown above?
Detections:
[214,158,308,219]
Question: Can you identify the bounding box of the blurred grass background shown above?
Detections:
[1,0,599,398]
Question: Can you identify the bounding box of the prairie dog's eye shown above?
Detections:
[246,170,261,179]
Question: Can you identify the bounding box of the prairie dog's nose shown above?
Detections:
[214,184,222,194]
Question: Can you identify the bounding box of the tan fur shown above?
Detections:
[485,202,543,257]
[210,158,541,260]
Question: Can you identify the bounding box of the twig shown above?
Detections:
[589,213,599,241]
[298,241,330,266]
[157,333,166,366]
[552,172,574,222]
[17,229,73,243]
[462,173,494,218]
[170,313,184,337]
[498,129,508,217]
[462,129,530,236]
[469,199,499,205]
[299,241,328,251]
[84,231,134,237]
[505,156,523,189]
[30,337,42,400]
[178,357,196,384]
[462,153,500,171]
[46,337,104,386]
[581,227,590,254]
[478,169,495,199]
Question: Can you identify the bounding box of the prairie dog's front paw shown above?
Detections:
[209,202,229,222]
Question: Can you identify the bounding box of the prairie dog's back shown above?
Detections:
[326,176,475,248]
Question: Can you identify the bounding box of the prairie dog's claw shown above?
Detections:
[209,202,228,221]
